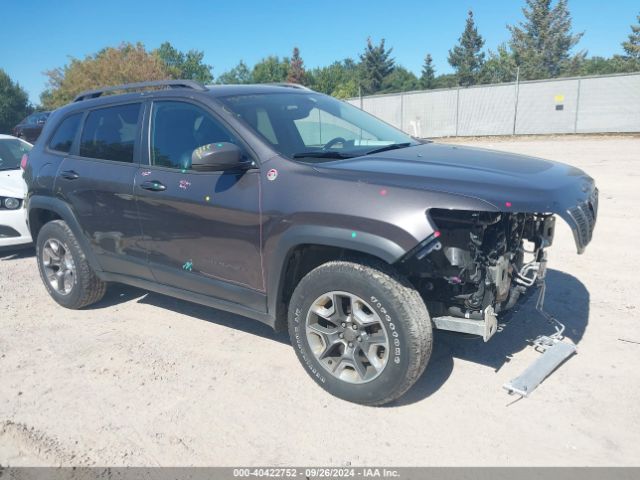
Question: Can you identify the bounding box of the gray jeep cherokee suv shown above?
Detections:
[23,80,597,405]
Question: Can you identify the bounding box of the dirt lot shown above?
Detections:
[1,136,639,466]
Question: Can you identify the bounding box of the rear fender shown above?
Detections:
[27,195,103,273]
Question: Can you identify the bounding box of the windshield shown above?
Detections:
[0,138,32,170]
[218,92,417,161]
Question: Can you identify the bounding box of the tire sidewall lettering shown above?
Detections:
[370,295,402,365]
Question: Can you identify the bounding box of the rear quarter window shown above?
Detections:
[79,103,141,163]
[48,113,83,153]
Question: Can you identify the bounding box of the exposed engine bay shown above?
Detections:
[402,209,557,333]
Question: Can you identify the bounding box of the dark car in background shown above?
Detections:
[12,111,51,142]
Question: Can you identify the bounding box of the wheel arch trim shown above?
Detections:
[27,195,103,273]
[266,225,408,324]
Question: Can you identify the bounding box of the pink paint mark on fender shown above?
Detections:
[141,170,151,176]
[179,179,192,190]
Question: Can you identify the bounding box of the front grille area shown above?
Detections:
[568,188,598,250]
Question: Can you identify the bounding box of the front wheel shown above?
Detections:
[288,260,432,406]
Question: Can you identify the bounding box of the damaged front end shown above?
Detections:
[400,196,597,342]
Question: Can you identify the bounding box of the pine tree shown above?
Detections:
[622,13,640,60]
[508,0,584,79]
[359,38,395,94]
[448,10,485,86]
[287,47,306,84]
[480,44,518,84]
[420,54,436,89]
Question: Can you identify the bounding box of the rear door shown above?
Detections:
[54,102,153,280]
[134,99,264,310]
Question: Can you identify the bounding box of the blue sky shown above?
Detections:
[1,0,638,103]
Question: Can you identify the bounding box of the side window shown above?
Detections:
[48,113,82,153]
[150,101,238,170]
[79,103,141,163]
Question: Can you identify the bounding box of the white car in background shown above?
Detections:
[0,134,32,248]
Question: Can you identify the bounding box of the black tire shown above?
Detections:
[36,220,107,309]
[288,260,432,406]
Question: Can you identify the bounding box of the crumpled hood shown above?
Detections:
[314,143,595,212]
[0,169,27,198]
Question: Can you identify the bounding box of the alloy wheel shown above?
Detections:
[42,238,76,295]
[305,291,390,384]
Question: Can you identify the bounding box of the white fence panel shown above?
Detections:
[515,79,579,134]
[576,75,640,133]
[458,84,516,136]
[402,90,458,137]
[346,73,640,137]
[362,95,402,129]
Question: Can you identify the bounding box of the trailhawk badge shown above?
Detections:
[267,168,278,181]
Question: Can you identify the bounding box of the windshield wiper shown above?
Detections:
[292,151,355,159]
[365,142,413,155]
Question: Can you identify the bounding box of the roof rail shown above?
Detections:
[269,82,312,91]
[73,80,207,102]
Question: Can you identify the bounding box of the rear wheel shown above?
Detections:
[36,220,106,309]
[288,260,432,406]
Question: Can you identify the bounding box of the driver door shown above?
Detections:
[134,100,264,311]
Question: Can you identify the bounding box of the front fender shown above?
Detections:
[265,224,408,319]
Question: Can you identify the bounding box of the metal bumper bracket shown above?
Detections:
[503,279,577,397]
[432,305,498,342]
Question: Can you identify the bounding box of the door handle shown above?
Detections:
[140,180,167,192]
[60,170,79,180]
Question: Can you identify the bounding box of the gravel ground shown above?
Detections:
[1,135,639,466]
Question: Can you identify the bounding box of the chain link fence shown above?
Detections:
[347,72,640,137]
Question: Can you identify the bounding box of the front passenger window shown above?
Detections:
[150,101,238,170]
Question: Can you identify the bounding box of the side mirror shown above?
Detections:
[191,142,250,172]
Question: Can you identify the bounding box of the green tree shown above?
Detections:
[0,69,31,134]
[331,79,360,99]
[287,47,307,84]
[508,0,585,80]
[480,44,518,83]
[217,61,253,84]
[579,55,639,75]
[432,74,459,89]
[252,56,289,83]
[380,66,419,93]
[622,12,640,60]
[154,42,213,83]
[40,42,171,109]
[420,54,436,89]
[307,59,360,98]
[359,38,395,94]
[448,10,485,86]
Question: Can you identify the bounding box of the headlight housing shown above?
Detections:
[1,197,21,209]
